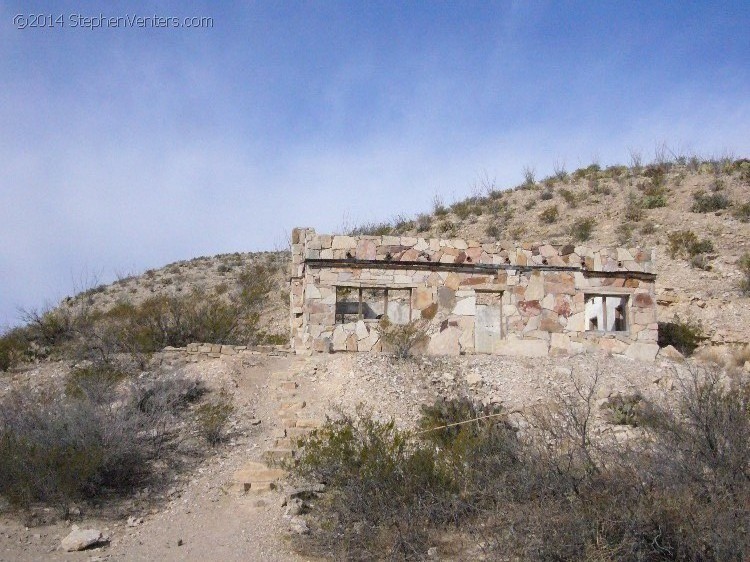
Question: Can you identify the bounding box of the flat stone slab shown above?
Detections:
[232,461,286,493]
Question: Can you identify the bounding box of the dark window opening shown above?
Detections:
[335,287,412,324]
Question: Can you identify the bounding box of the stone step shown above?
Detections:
[286,427,313,439]
[294,418,323,429]
[231,461,286,494]
[274,437,295,449]
[280,417,298,429]
[264,448,295,463]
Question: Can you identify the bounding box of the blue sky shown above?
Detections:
[1,1,749,327]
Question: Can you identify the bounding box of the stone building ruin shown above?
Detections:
[289,228,659,361]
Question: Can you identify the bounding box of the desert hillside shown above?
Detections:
[347,156,750,348]
[26,155,750,354]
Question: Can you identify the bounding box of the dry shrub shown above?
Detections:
[378,318,429,359]
[294,366,749,561]
[0,374,207,509]
[294,408,456,559]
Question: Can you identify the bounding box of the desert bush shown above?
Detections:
[65,363,129,401]
[667,230,714,260]
[558,188,578,207]
[294,409,456,559]
[378,318,428,359]
[415,213,432,232]
[522,165,536,187]
[640,221,656,234]
[602,392,652,426]
[450,201,472,220]
[691,190,730,213]
[485,222,500,239]
[294,367,750,561]
[658,315,705,356]
[733,202,750,222]
[433,195,448,216]
[616,222,634,245]
[738,252,750,295]
[690,253,713,270]
[0,374,206,508]
[539,189,553,201]
[569,217,595,241]
[195,389,234,445]
[0,328,30,371]
[623,191,644,221]
[539,205,559,224]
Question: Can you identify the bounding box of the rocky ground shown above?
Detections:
[0,347,717,561]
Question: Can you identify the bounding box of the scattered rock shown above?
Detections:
[60,526,108,552]
[657,345,684,361]
[289,516,309,535]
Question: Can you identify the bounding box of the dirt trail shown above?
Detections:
[0,354,325,562]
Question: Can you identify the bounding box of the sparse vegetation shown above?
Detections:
[295,366,750,561]
[378,318,428,359]
[691,190,730,213]
[569,217,595,241]
[658,315,706,356]
[738,252,750,295]
[0,374,210,508]
[539,205,559,224]
[667,230,714,260]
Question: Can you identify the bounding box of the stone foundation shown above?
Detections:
[290,228,658,360]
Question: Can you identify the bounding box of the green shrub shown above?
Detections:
[539,205,559,224]
[667,230,714,260]
[378,318,428,359]
[602,392,651,426]
[558,188,578,207]
[293,371,750,561]
[65,363,128,400]
[570,217,595,241]
[348,221,393,236]
[415,213,432,232]
[691,190,730,213]
[450,201,472,220]
[658,315,705,356]
[294,410,456,559]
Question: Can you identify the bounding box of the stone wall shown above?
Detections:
[290,228,659,360]
[162,343,288,362]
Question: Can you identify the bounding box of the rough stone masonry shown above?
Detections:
[289,228,659,361]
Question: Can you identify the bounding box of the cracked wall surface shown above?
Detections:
[289,228,658,360]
